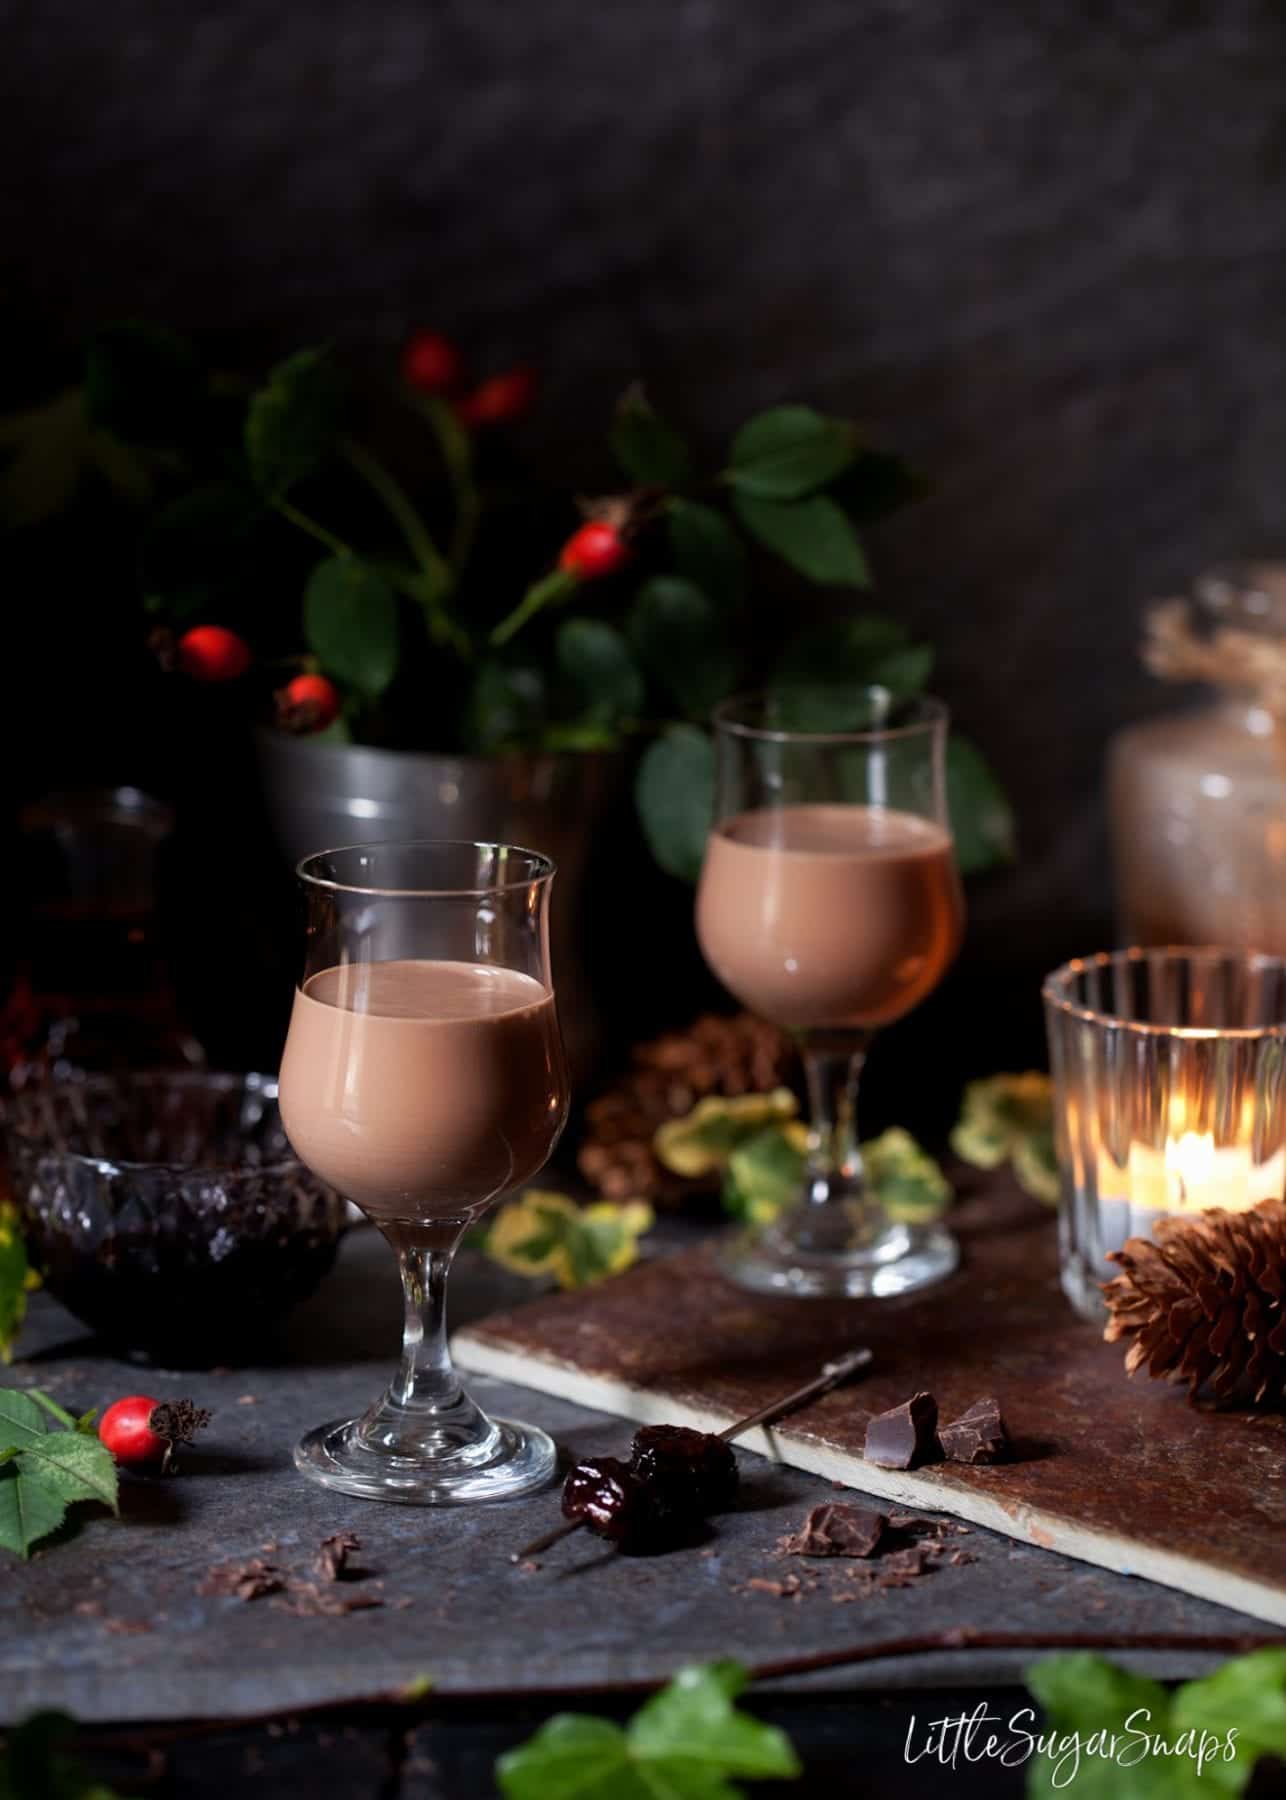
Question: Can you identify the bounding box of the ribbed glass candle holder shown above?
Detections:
[1043,948,1286,1321]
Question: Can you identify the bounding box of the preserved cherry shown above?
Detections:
[561,1456,661,1544]
[630,1424,739,1514]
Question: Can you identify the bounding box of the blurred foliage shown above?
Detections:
[951,1072,1058,1204]
[484,1190,655,1289]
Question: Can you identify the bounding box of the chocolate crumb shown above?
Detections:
[778,1503,887,1559]
[103,1617,153,1635]
[864,1392,939,1469]
[271,1582,384,1617]
[939,1397,1010,1464]
[199,1559,286,1601]
[315,1531,362,1581]
[236,1394,259,1406]
[948,1549,977,1566]
[517,1560,541,1574]
[74,1600,104,1618]
[745,1575,802,1598]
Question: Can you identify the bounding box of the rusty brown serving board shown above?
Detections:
[453,1185,1286,1628]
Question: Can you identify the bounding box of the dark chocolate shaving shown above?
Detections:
[198,1559,286,1601]
[778,1503,887,1559]
[315,1531,362,1581]
[271,1582,384,1617]
[939,1397,1010,1464]
[863,1392,939,1469]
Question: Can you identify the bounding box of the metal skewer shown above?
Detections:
[510,1344,874,1564]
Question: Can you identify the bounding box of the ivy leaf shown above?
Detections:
[862,1128,952,1223]
[0,1206,33,1363]
[245,346,344,496]
[947,735,1016,875]
[628,577,743,720]
[610,386,692,487]
[1170,1647,1286,1794]
[555,618,645,729]
[497,1661,799,1799]
[732,491,870,587]
[0,391,152,527]
[666,499,747,608]
[485,1192,654,1290]
[303,557,399,699]
[634,725,715,883]
[0,1708,134,1800]
[466,661,547,752]
[727,406,858,500]
[1025,1655,1176,1800]
[655,1091,800,1180]
[84,321,205,447]
[724,1124,808,1225]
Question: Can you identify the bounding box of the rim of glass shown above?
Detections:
[712,687,949,744]
[8,1070,311,1179]
[296,838,556,899]
[1042,946,1286,1038]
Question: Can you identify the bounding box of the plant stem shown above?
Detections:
[419,394,481,574]
[490,568,578,648]
[341,439,462,648]
[271,497,352,559]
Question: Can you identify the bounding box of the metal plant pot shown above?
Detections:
[255,731,620,1080]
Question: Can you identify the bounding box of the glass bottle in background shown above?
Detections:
[1109,563,1286,955]
[2,787,204,1085]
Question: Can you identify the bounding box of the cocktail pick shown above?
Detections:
[510,1344,874,1563]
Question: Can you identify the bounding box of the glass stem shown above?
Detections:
[799,1044,871,1224]
[391,1236,463,1414]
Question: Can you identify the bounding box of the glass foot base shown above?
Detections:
[294,1415,557,1504]
[718,1219,959,1299]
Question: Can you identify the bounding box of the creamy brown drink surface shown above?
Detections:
[279,959,566,1223]
[696,804,963,1029]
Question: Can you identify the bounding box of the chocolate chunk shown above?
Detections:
[939,1397,1009,1464]
[778,1503,887,1559]
[863,1392,939,1469]
[315,1531,362,1581]
[198,1558,285,1601]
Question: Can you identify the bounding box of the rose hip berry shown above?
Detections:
[178,625,252,683]
[401,329,463,395]
[558,521,630,580]
[455,366,536,428]
[277,672,341,733]
[99,1396,211,1474]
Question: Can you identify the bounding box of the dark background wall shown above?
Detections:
[5,0,1286,1107]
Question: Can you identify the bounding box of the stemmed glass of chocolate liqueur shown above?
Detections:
[279,841,568,1502]
[697,690,964,1298]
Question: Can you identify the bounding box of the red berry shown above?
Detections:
[178,625,251,683]
[401,329,463,395]
[278,672,341,733]
[558,520,630,580]
[455,366,536,428]
[99,1396,211,1474]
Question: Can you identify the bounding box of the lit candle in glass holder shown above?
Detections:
[1044,949,1286,1320]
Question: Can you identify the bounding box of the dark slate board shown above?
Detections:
[456,1189,1286,1627]
[1,1220,1276,1726]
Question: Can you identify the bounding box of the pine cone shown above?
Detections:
[577,1013,795,1205]
[1102,1200,1286,1409]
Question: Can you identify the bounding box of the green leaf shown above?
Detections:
[20,1433,118,1514]
[666,499,747,608]
[556,618,645,728]
[1170,1649,1286,1794]
[0,391,152,528]
[498,1662,799,1800]
[0,1464,68,1561]
[732,492,870,587]
[727,407,857,500]
[0,1208,31,1362]
[635,725,715,883]
[303,557,400,699]
[947,735,1016,876]
[245,346,344,496]
[84,322,205,446]
[139,481,265,619]
[656,1092,800,1180]
[610,386,692,487]
[1026,1655,1175,1800]
[466,662,547,753]
[769,614,931,730]
[862,1128,951,1223]
[0,1708,135,1800]
[0,1387,51,1449]
[724,1125,806,1225]
[628,577,743,720]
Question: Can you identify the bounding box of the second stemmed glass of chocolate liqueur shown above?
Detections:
[697,689,964,1297]
[279,841,568,1503]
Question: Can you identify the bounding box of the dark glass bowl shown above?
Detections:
[6,1071,346,1362]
